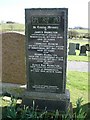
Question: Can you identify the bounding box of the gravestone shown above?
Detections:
[2,32,26,84]
[23,8,70,112]
[79,45,87,56]
[68,43,76,55]
[85,44,90,51]
[76,43,80,50]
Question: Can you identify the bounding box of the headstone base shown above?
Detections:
[22,89,70,112]
[68,52,76,55]
[79,53,87,56]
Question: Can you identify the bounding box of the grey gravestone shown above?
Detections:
[23,8,70,112]
[68,43,76,55]
[76,43,80,50]
[79,45,87,56]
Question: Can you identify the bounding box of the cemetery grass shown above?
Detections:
[68,39,90,62]
[0,71,89,119]
[68,50,90,62]
[0,71,89,107]
[67,71,89,107]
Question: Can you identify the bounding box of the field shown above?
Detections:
[69,28,88,34]
[0,23,25,32]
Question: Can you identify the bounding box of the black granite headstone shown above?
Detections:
[79,45,87,56]
[76,43,80,50]
[24,8,70,112]
[86,44,90,51]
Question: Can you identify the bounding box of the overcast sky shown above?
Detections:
[0,0,89,28]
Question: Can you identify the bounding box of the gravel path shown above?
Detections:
[67,61,90,72]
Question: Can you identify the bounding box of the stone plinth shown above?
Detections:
[23,90,70,112]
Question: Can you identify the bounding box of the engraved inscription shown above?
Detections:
[32,16,60,24]
[28,23,64,73]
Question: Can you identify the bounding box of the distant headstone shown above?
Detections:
[79,45,87,56]
[85,44,90,51]
[76,43,80,50]
[23,8,70,112]
[68,43,76,55]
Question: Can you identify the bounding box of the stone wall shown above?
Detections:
[2,32,26,84]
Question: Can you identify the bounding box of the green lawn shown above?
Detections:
[68,50,90,62]
[68,55,89,62]
[67,71,89,107]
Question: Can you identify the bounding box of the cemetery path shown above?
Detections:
[67,61,90,72]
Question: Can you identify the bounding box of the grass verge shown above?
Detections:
[68,50,90,62]
[67,71,89,107]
